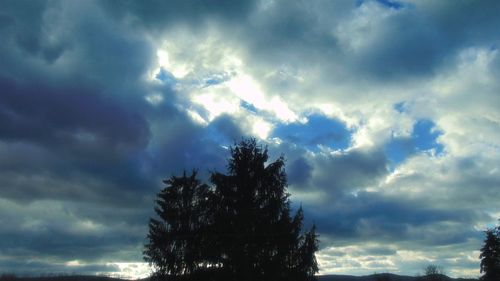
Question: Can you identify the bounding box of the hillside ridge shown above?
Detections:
[0,273,478,281]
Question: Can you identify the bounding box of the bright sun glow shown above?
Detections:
[227,74,267,109]
[192,89,240,122]
[269,95,298,123]
[153,39,299,134]
[156,49,189,78]
[226,73,298,123]
[252,118,272,139]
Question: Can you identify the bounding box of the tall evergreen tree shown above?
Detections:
[479,223,500,281]
[144,171,214,280]
[144,139,319,281]
[299,225,319,281]
[211,139,318,281]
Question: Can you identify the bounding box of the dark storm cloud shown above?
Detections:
[0,226,133,262]
[0,76,229,221]
[280,144,487,253]
[346,0,500,81]
[310,191,481,247]
[0,260,119,277]
[0,1,51,58]
[382,154,500,212]
[146,107,229,179]
[100,0,258,30]
[237,0,350,72]
[0,0,155,90]
[0,198,150,272]
[234,0,500,85]
[0,0,176,205]
[312,148,388,197]
[0,0,245,274]
[352,0,500,80]
[0,74,155,204]
[287,157,313,186]
[0,77,149,147]
[207,114,246,145]
[267,139,310,175]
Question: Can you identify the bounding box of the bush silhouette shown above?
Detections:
[419,264,446,281]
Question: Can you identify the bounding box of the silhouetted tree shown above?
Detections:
[420,264,445,281]
[297,224,319,281]
[144,139,319,281]
[144,171,214,280]
[479,223,500,281]
[211,139,318,281]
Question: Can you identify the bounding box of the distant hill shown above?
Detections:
[0,273,478,281]
[318,273,478,281]
[0,275,126,281]
[318,273,414,281]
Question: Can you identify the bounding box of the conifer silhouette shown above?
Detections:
[480,222,500,281]
[144,139,318,281]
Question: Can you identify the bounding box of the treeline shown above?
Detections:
[144,139,319,281]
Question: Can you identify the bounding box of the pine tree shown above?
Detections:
[144,171,214,280]
[299,225,319,281]
[211,139,318,281]
[480,224,500,281]
[144,139,319,281]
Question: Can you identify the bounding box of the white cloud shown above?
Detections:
[429,47,500,157]
[335,1,398,53]
[109,262,151,279]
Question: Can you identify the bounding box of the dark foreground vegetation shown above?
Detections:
[144,139,318,281]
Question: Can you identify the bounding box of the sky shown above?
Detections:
[0,0,499,278]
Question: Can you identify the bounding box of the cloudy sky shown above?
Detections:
[1,0,499,278]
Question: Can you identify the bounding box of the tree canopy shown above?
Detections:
[144,139,319,281]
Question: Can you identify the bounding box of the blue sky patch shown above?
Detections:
[272,114,351,151]
[155,68,177,84]
[413,119,444,154]
[384,137,414,168]
[385,119,444,168]
[393,102,407,113]
[202,73,231,87]
[357,0,405,9]
[240,100,259,113]
[376,0,404,9]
